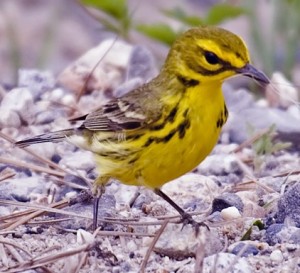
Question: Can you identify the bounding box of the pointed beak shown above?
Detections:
[237,63,269,84]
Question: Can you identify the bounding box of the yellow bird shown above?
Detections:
[16,26,269,229]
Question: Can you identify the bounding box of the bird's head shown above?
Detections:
[163,26,269,85]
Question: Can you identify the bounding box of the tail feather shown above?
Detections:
[15,129,75,148]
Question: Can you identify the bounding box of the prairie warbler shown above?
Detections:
[16,26,269,229]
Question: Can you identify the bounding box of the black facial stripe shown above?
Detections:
[188,46,239,76]
[176,75,200,87]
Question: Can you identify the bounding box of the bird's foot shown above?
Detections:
[180,212,209,236]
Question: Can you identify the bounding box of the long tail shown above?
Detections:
[15,129,75,148]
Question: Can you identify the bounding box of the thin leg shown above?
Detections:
[92,177,108,230]
[154,188,187,218]
[154,188,208,234]
[93,195,101,230]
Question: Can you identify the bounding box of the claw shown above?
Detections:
[180,212,209,236]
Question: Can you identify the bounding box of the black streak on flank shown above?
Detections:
[128,156,138,165]
[143,137,155,147]
[178,119,191,139]
[216,104,228,129]
[149,105,178,131]
[183,109,189,118]
[143,130,177,147]
[216,117,224,128]
[224,103,228,119]
[167,106,178,123]
[143,115,191,147]
[177,74,200,87]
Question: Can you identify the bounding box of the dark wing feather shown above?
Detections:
[81,84,163,132]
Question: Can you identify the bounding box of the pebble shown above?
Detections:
[111,181,138,204]
[18,69,56,99]
[0,176,45,202]
[223,87,255,112]
[96,193,117,218]
[276,183,300,227]
[114,45,157,98]
[220,206,241,220]
[0,110,21,128]
[265,224,299,246]
[289,228,300,244]
[197,154,242,176]
[126,45,157,81]
[223,84,300,144]
[131,192,152,210]
[0,87,34,126]
[43,87,65,101]
[59,150,95,171]
[77,229,94,244]
[57,39,132,95]
[63,173,88,187]
[230,242,259,257]
[21,142,56,160]
[154,224,222,258]
[287,104,300,120]
[212,192,244,213]
[162,173,220,209]
[270,249,284,263]
[265,72,298,108]
[58,203,93,229]
[0,205,12,216]
[35,110,59,125]
[126,240,138,252]
[203,253,252,273]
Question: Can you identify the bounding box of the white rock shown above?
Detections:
[270,249,284,263]
[220,206,241,220]
[197,154,240,175]
[0,109,21,127]
[46,88,65,101]
[113,184,138,208]
[287,104,300,120]
[61,93,76,106]
[266,72,298,108]
[59,150,95,170]
[2,88,33,112]
[58,39,133,94]
[126,240,137,252]
[203,253,252,273]
[89,39,132,68]
[23,142,56,159]
[76,229,94,244]
[18,69,55,99]
[162,173,220,205]
[155,224,210,254]
[0,87,34,124]
[0,177,43,200]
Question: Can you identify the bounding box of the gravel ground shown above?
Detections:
[0,37,300,273]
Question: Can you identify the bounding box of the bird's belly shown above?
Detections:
[134,118,221,188]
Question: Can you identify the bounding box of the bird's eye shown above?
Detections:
[204,51,219,65]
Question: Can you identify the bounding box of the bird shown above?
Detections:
[16,26,269,230]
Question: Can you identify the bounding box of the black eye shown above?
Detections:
[204,51,219,65]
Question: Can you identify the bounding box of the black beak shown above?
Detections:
[237,63,269,84]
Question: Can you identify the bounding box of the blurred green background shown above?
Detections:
[0,0,299,86]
